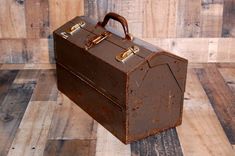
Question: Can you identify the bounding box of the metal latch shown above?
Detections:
[60,21,86,39]
[116,45,140,62]
[85,31,111,50]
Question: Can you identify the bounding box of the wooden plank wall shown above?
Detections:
[84,0,235,38]
[0,0,84,63]
[0,0,234,63]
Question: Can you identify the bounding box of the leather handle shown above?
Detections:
[96,12,133,41]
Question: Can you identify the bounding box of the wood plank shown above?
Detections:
[144,38,210,62]
[95,124,131,156]
[195,64,235,144]
[49,0,84,34]
[176,69,234,155]
[200,0,223,37]
[143,38,235,62]
[0,82,35,156]
[216,38,235,62]
[13,70,40,84]
[178,0,201,37]
[0,64,56,70]
[23,64,56,69]
[0,40,27,63]
[222,0,235,37]
[131,128,183,156]
[143,0,177,37]
[0,64,25,70]
[7,101,56,156]
[0,39,53,64]
[44,139,96,156]
[25,0,50,38]
[0,70,18,104]
[217,63,235,68]
[26,39,54,63]
[0,0,26,38]
[219,68,235,93]
[31,69,58,101]
[48,93,97,140]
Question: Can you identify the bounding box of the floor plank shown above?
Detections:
[13,70,40,84]
[7,101,56,156]
[0,70,18,104]
[218,68,235,93]
[131,128,183,156]
[44,139,96,156]
[217,63,235,68]
[0,82,35,156]
[176,69,234,156]
[195,64,235,144]
[95,124,131,156]
[31,69,58,101]
[48,93,97,140]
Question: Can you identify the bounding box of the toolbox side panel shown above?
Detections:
[127,59,184,142]
[56,64,126,142]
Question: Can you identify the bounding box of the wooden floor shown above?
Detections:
[0,63,235,156]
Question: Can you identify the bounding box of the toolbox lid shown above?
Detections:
[54,15,165,73]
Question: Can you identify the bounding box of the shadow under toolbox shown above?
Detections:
[53,12,188,144]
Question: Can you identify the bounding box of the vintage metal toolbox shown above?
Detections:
[53,12,188,144]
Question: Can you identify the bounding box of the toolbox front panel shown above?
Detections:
[56,64,126,142]
[54,34,127,108]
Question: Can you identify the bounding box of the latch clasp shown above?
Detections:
[116,45,140,62]
[60,21,86,39]
[85,31,111,50]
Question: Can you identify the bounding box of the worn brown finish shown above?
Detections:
[54,13,188,144]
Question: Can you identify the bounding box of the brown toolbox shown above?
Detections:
[53,12,188,144]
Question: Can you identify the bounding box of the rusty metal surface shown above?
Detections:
[54,13,188,144]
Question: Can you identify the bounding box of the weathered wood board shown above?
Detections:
[0,82,35,156]
[195,64,235,144]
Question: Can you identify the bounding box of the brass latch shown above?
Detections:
[116,45,140,62]
[85,31,111,50]
[61,21,86,39]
